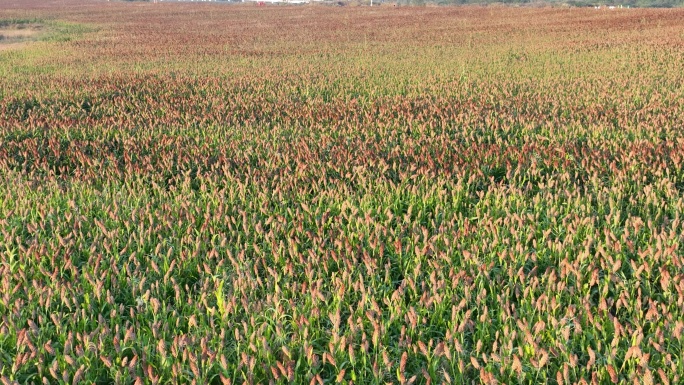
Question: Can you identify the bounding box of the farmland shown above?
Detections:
[1,1,684,384]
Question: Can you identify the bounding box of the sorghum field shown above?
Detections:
[1,1,684,384]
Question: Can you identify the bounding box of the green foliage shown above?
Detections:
[394,0,684,7]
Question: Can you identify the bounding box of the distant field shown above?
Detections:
[1,1,684,384]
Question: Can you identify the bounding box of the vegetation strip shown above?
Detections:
[1,2,684,384]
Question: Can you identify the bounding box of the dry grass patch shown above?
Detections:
[0,27,40,38]
[0,41,28,51]
[0,23,43,49]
